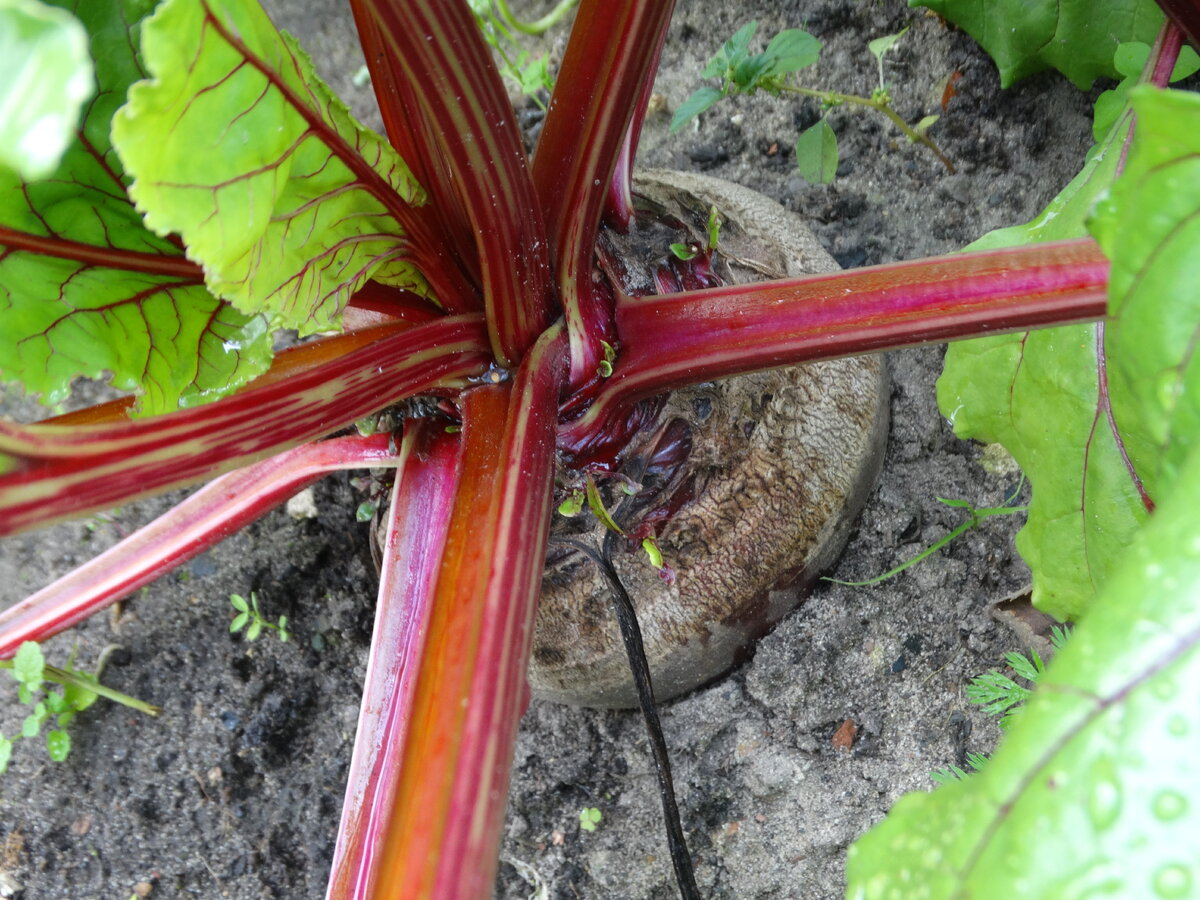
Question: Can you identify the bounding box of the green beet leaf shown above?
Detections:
[936,77,1146,621]
[1092,87,1200,495]
[112,0,427,336]
[0,0,94,181]
[912,0,1163,89]
[1093,43,1199,139]
[846,445,1200,899]
[0,0,273,415]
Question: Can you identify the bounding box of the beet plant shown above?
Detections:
[6,0,1197,896]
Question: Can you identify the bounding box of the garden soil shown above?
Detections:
[0,0,1098,897]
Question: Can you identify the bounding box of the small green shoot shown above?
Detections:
[672,22,953,183]
[670,205,722,261]
[965,625,1069,729]
[930,751,990,785]
[584,474,624,534]
[229,592,291,643]
[596,340,617,378]
[557,488,585,517]
[355,499,377,522]
[468,0,575,110]
[867,27,908,95]
[564,479,672,577]
[669,241,700,261]
[579,807,602,832]
[0,641,158,774]
[641,537,664,569]
[931,626,1070,785]
[824,485,1026,587]
[706,204,721,250]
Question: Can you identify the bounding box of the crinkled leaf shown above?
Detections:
[22,703,45,738]
[911,0,1164,88]
[732,51,776,88]
[1092,87,1200,493]
[43,689,69,715]
[669,87,725,133]
[0,0,272,415]
[113,0,426,336]
[0,0,93,181]
[794,119,837,184]
[846,446,1200,900]
[936,72,1146,620]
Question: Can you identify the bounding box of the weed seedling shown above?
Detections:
[467,0,577,110]
[672,21,954,182]
[930,626,1070,784]
[930,751,990,785]
[965,625,1070,729]
[228,592,291,643]
[0,641,158,773]
[578,807,602,833]
[824,484,1027,587]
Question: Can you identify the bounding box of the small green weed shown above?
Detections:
[672,21,952,183]
[556,473,668,575]
[669,204,722,262]
[930,750,990,785]
[467,0,578,110]
[931,626,1070,784]
[824,484,1027,587]
[229,592,291,643]
[0,641,158,774]
[966,625,1070,729]
[578,807,602,832]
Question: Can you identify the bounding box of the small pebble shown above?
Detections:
[286,487,319,520]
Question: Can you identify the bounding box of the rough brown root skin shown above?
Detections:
[530,171,890,708]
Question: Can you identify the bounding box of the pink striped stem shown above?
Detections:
[361,0,554,365]
[0,315,491,535]
[532,0,678,386]
[561,239,1111,446]
[363,324,566,897]
[327,422,463,900]
[434,325,567,896]
[346,0,484,306]
[0,433,398,659]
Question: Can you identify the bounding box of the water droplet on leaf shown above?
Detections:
[1152,863,1192,898]
[1086,767,1121,831]
[1152,790,1187,822]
